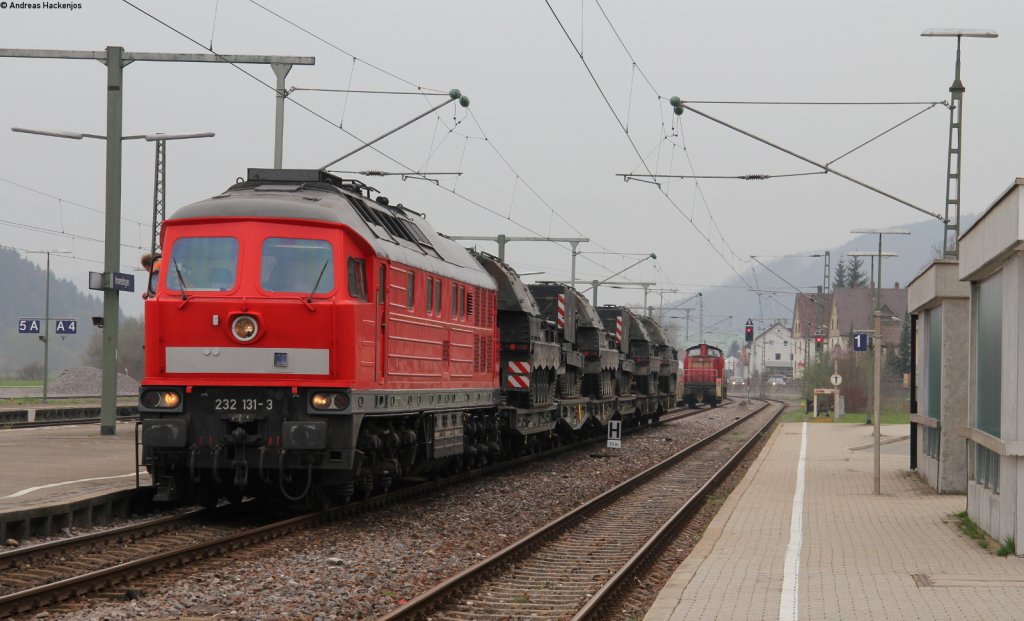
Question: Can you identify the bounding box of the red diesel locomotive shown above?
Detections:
[139,168,673,507]
[680,343,725,407]
[140,169,499,506]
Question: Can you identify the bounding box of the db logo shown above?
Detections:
[0,2,8,8]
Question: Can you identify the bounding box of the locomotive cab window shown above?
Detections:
[165,237,239,292]
[347,258,367,301]
[406,271,416,309]
[260,238,334,294]
[451,284,458,319]
[426,277,434,313]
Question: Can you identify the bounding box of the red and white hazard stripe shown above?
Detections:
[616,316,623,343]
[507,360,532,389]
[556,294,566,329]
[507,374,531,388]
[508,361,531,375]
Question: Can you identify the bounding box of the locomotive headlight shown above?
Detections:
[162,391,180,408]
[231,315,259,342]
[141,389,182,410]
[310,391,351,411]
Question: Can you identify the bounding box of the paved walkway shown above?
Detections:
[0,421,146,512]
[645,421,1024,620]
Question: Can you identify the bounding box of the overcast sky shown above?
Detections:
[1,0,1020,320]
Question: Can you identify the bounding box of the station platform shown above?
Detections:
[0,421,150,540]
[645,421,1024,620]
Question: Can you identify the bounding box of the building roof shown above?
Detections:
[754,321,789,342]
[831,287,908,343]
[792,292,831,338]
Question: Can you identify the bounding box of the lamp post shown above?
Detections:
[13,127,213,433]
[24,249,71,402]
[921,28,997,259]
[849,228,909,495]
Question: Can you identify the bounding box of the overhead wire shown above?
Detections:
[544,0,753,289]
[195,0,651,284]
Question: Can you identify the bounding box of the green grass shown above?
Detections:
[997,537,1016,557]
[954,511,990,549]
[781,408,909,424]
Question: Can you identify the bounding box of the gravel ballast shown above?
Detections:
[49,402,769,621]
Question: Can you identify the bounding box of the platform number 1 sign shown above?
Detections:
[607,420,622,449]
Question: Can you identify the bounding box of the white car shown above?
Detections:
[767,375,787,386]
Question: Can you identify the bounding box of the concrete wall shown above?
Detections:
[908,260,969,493]
[938,299,969,492]
[959,181,1024,549]
[964,253,1021,545]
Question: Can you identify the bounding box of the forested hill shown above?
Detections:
[0,245,102,377]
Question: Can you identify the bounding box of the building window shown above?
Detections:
[973,443,1000,493]
[973,272,1002,438]
[775,353,781,361]
[926,307,942,421]
[924,427,941,459]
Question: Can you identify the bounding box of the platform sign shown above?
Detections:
[853,333,869,352]
[111,272,135,292]
[17,318,41,334]
[55,319,77,335]
[607,419,622,449]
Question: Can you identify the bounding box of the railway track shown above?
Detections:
[4,416,139,430]
[376,399,782,621]
[0,404,706,617]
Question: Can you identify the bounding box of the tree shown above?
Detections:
[16,361,44,380]
[727,340,740,358]
[83,315,146,380]
[832,260,848,289]
[847,256,868,288]
[887,315,912,378]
